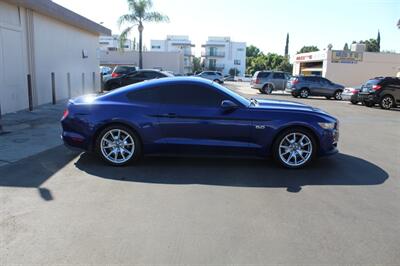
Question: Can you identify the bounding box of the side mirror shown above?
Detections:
[221,100,239,111]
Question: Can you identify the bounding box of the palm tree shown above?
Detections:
[118,0,169,68]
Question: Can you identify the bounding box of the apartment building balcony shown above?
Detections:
[206,63,225,71]
[201,51,225,57]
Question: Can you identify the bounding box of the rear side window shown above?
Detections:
[273,73,285,79]
[365,79,381,86]
[159,84,225,107]
[257,72,271,78]
[127,87,160,103]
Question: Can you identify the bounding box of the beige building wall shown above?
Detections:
[0,0,109,115]
[325,52,400,87]
[0,1,29,114]
[100,50,184,74]
[33,12,100,105]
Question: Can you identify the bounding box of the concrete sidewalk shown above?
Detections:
[0,101,69,167]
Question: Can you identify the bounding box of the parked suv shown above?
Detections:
[358,77,400,110]
[111,65,138,78]
[197,71,224,84]
[286,76,344,100]
[251,71,291,94]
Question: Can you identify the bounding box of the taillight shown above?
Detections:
[372,85,382,91]
[62,109,69,120]
[255,78,260,84]
[291,79,299,85]
[111,73,120,78]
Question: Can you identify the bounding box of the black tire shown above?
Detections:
[259,89,265,94]
[379,95,394,110]
[262,84,273,94]
[292,93,299,98]
[272,127,317,169]
[95,124,142,166]
[351,100,358,105]
[299,88,309,98]
[334,90,343,100]
[325,96,332,100]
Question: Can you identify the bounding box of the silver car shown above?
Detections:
[197,71,224,84]
[251,71,291,94]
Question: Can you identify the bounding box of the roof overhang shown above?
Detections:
[4,0,111,35]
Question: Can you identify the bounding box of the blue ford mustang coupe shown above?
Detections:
[61,77,339,169]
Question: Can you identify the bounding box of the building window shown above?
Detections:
[152,45,161,49]
[237,48,244,52]
[100,42,110,45]
[234,59,241,65]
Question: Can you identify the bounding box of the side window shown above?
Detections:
[273,73,285,79]
[258,72,270,78]
[159,84,225,107]
[143,71,158,79]
[126,87,160,103]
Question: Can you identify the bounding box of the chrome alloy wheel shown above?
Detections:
[381,96,393,109]
[300,89,309,98]
[335,91,342,100]
[279,132,312,167]
[100,129,135,164]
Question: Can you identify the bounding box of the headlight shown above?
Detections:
[318,122,335,130]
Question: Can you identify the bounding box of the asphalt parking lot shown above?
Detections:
[1,81,399,265]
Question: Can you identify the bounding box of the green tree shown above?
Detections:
[192,56,202,73]
[229,68,240,76]
[360,39,379,52]
[246,45,261,57]
[246,53,292,75]
[377,30,381,52]
[118,0,169,68]
[343,43,349,51]
[297,46,319,54]
[284,33,289,57]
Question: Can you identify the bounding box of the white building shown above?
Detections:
[151,35,194,74]
[99,35,135,51]
[201,37,246,76]
[0,0,110,115]
[293,44,400,87]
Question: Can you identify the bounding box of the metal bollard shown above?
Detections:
[92,72,96,92]
[67,72,71,99]
[100,73,104,93]
[51,72,56,104]
[82,73,85,94]
[27,74,33,111]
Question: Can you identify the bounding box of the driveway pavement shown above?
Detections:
[1,82,399,265]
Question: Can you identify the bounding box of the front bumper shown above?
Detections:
[341,92,353,101]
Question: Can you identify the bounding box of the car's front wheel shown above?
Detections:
[96,125,142,166]
[351,100,358,104]
[273,128,316,169]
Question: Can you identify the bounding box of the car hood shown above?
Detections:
[254,99,315,112]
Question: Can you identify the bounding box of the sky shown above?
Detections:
[53,0,400,57]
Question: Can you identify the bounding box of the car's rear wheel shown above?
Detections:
[380,95,394,110]
[334,90,343,100]
[96,125,142,166]
[273,128,316,169]
[262,84,273,94]
[351,100,358,105]
[300,88,309,98]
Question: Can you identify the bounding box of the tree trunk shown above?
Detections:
[138,23,143,69]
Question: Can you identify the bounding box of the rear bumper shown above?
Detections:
[251,84,263,89]
[61,131,90,151]
[358,93,378,103]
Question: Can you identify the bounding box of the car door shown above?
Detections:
[309,77,325,96]
[156,83,254,155]
[320,78,336,96]
[271,72,285,90]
